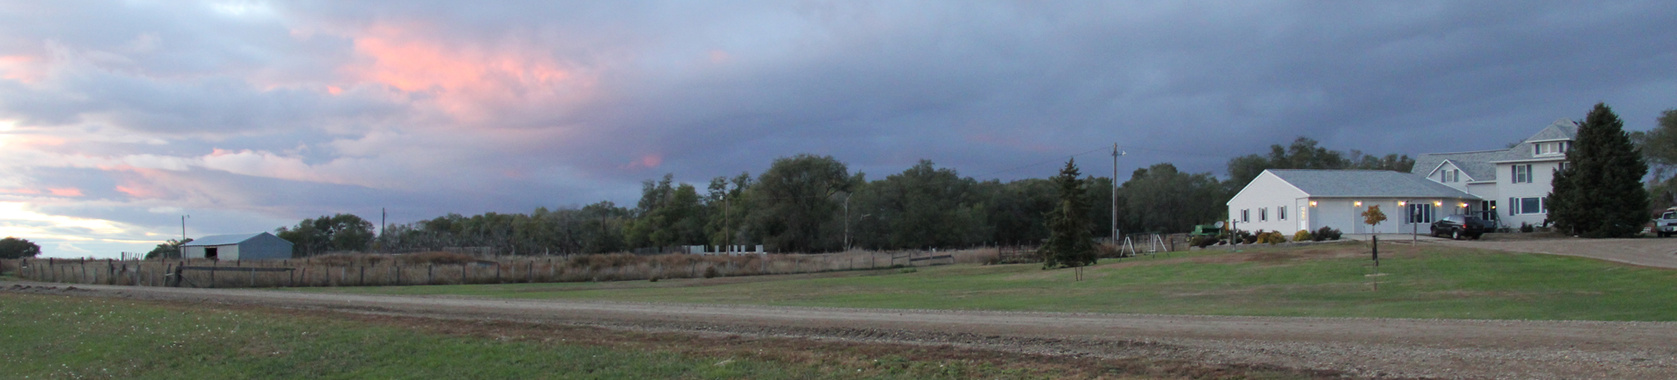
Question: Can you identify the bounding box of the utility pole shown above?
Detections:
[1112,143,1123,243]
[843,193,852,251]
[180,215,189,259]
[723,194,730,253]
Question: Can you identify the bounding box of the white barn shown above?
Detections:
[1226,170,1481,234]
[181,232,294,260]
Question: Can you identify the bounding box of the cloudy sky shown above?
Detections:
[2,1,1673,258]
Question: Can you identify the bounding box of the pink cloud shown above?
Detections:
[47,187,83,197]
[341,23,596,122]
[625,154,663,169]
[0,54,46,84]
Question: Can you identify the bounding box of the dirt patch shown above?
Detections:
[9,280,1677,379]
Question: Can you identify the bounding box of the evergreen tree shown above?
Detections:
[1548,103,1650,238]
[1041,159,1096,269]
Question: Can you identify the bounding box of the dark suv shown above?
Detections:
[1431,214,1486,240]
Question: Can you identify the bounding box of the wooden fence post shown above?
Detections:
[461,263,467,284]
[495,263,502,283]
[358,266,365,286]
[427,264,434,285]
[208,260,216,288]
[396,264,403,286]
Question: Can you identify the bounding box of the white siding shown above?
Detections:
[1226,171,1308,234]
[1496,160,1563,228]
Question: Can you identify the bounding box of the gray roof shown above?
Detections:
[183,232,268,246]
[1525,119,1579,141]
[1410,119,1578,181]
[1268,170,1480,199]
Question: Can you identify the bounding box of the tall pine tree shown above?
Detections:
[1547,103,1650,238]
[1042,158,1096,268]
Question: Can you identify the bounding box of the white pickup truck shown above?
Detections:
[1657,208,1677,237]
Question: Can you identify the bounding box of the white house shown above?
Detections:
[181,232,294,260]
[1226,170,1481,234]
[1412,119,1578,228]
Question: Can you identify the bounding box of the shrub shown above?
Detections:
[1313,226,1342,241]
[1235,230,1256,244]
[1257,231,1287,245]
[398,251,478,265]
[1190,236,1219,248]
[1520,222,1535,233]
[1293,229,1313,242]
[1095,242,1124,258]
[702,266,719,278]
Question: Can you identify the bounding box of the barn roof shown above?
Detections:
[1267,169,1479,199]
[182,232,268,246]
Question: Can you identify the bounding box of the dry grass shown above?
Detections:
[13,249,1000,289]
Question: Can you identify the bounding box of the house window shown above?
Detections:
[1259,207,1268,222]
[1510,197,1544,215]
[1407,204,1435,224]
[1241,209,1250,223]
[1512,164,1532,183]
[1279,206,1288,220]
[1558,162,1570,172]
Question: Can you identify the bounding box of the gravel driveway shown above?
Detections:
[8,281,1675,379]
[1432,237,1677,269]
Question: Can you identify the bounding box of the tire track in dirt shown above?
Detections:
[7,281,1675,379]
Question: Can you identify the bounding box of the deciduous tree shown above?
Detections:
[0,237,41,259]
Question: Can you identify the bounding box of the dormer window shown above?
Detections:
[1534,141,1570,156]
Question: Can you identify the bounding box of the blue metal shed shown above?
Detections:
[181,232,294,260]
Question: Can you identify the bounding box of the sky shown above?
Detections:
[2,1,1674,258]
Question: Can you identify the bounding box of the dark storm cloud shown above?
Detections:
[2,0,1674,257]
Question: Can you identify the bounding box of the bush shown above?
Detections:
[702,266,719,278]
[1190,236,1219,248]
[1095,242,1124,258]
[1520,222,1535,233]
[1234,230,1256,244]
[1313,226,1342,241]
[1257,231,1287,245]
[1293,229,1314,242]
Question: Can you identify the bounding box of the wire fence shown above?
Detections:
[4,248,998,289]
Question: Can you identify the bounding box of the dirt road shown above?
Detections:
[1433,237,1677,269]
[8,281,1674,379]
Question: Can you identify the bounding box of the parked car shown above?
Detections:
[1431,214,1486,240]
[1656,208,1677,238]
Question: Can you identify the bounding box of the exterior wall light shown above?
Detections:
[1354,201,1362,207]
[1433,200,1442,207]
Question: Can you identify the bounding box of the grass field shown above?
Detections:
[8,293,1182,379]
[296,242,1677,321]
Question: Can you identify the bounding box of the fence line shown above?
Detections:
[6,248,997,289]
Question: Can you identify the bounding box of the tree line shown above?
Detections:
[253,137,1417,256]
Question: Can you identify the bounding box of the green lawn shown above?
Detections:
[0,293,1080,379]
[296,242,1677,321]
